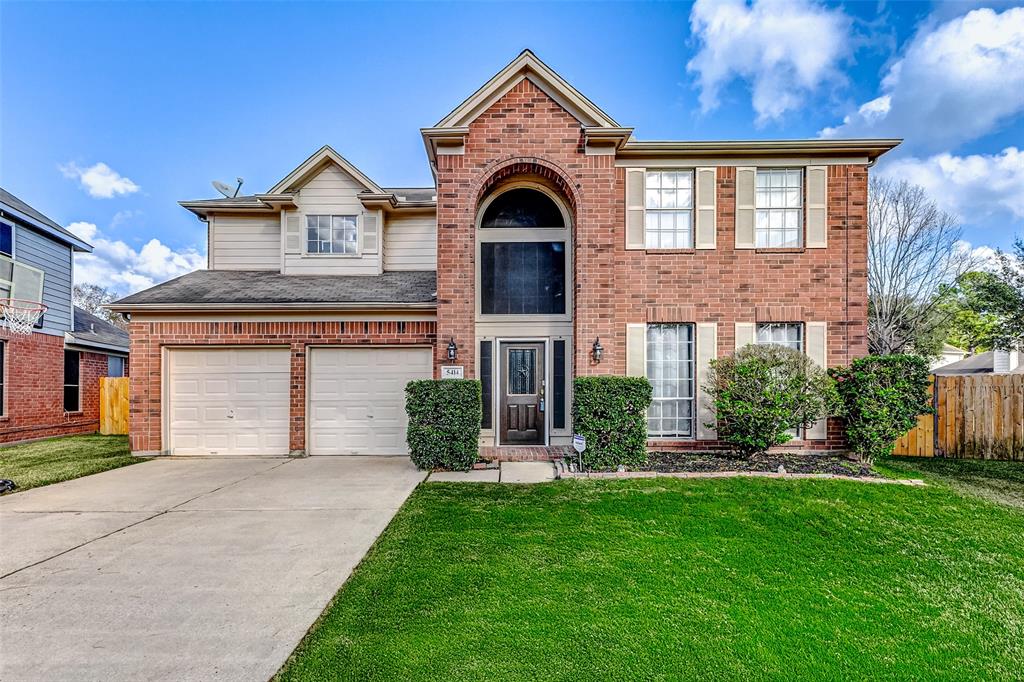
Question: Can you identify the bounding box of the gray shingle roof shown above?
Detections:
[0,187,92,249]
[933,351,994,375]
[112,270,437,307]
[180,195,265,206]
[69,306,129,352]
[383,188,436,202]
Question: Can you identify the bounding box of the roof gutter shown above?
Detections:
[618,138,902,160]
[107,301,439,313]
[0,205,93,252]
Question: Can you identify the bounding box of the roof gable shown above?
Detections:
[268,145,384,195]
[435,50,618,129]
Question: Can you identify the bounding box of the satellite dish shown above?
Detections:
[212,177,244,198]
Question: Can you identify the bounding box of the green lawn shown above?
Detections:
[278,473,1024,681]
[0,434,138,493]
[881,455,1024,509]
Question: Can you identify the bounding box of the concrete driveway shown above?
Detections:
[0,456,425,682]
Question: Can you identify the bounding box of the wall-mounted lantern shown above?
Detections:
[447,337,458,362]
[592,337,603,363]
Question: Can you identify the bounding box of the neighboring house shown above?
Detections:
[930,343,969,371]
[0,188,129,444]
[111,50,898,458]
[934,348,1023,376]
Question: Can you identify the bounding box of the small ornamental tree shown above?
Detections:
[405,379,482,471]
[704,344,839,456]
[572,376,652,470]
[829,355,932,464]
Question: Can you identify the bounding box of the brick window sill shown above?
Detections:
[756,248,805,254]
[644,248,696,255]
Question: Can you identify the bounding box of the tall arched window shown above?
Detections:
[480,188,565,228]
[478,185,570,316]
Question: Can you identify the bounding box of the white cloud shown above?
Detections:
[69,221,205,295]
[686,0,853,124]
[878,147,1024,221]
[59,161,141,198]
[821,7,1024,149]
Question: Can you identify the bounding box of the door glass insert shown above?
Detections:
[507,349,536,395]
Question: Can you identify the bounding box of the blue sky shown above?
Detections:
[2,0,1022,294]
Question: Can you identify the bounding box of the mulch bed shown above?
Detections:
[635,451,877,477]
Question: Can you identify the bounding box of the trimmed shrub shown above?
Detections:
[406,379,482,471]
[829,354,932,464]
[705,344,840,456]
[572,376,652,470]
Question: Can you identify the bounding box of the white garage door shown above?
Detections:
[308,347,432,455]
[167,348,290,456]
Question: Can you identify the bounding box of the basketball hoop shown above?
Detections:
[1,298,47,335]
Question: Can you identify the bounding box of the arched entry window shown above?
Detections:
[477,184,571,317]
[480,188,566,228]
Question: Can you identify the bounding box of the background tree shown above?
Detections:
[868,178,977,356]
[938,271,1003,354]
[73,284,127,329]
[975,239,1024,351]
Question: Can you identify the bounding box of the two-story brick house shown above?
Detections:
[112,51,897,459]
[1,188,130,444]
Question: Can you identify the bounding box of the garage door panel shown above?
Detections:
[168,348,291,456]
[308,347,431,455]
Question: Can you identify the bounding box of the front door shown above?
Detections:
[500,342,545,445]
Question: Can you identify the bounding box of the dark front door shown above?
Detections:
[500,342,545,445]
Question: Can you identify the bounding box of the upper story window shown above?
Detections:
[645,170,693,249]
[0,221,12,257]
[307,215,357,255]
[480,188,564,228]
[756,169,802,248]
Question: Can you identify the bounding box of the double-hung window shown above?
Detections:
[306,215,358,255]
[756,322,803,351]
[646,323,696,438]
[0,221,12,302]
[755,169,802,248]
[0,342,5,417]
[0,221,12,257]
[64,350,80,412]
[645,170,693,249]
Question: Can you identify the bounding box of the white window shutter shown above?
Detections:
[735,167,756,249]
[696,322,718,439]
[361,210,380,254]
[11,261,44,303]
[284,211,303,255]
[625,168,646,250]
[805,321,828,440]
[695,167,717,249]
[734,322,755,351]
[626,323,647,376]
[806,166,827,248]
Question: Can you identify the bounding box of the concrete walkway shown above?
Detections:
[0,456,425,682]
[428,461,555,483]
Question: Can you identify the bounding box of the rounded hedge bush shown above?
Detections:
[829,354,932,464]
[705,344,839,456]
[406,379,481,471]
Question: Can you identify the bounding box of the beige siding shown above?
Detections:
[210,215,281,271]
[284,163,382,275]
[384,212,437,270]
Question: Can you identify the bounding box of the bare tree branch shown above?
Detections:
[868,178,977,355]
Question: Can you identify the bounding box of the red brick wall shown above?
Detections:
[434,79,869,451]
[0,330,113,443]
[128,320,436,454]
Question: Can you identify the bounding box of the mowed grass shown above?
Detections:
[0,434,138,492]
[278,475,1024,681]
[882,455,1024,509]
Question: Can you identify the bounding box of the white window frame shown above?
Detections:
[756,322,804,352]
[646,323,696,439]
[0,219,12,258]
[107,355,126,378]
[645,170,694,249]
[755,169,803,248]
[305,214,359,256]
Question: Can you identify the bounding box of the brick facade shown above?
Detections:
[0,329,116,444]
[128,320,436,454]
[435,79,868,452]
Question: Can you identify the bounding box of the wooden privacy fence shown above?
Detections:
[892,374,1024,460]
[99,377,129,435]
